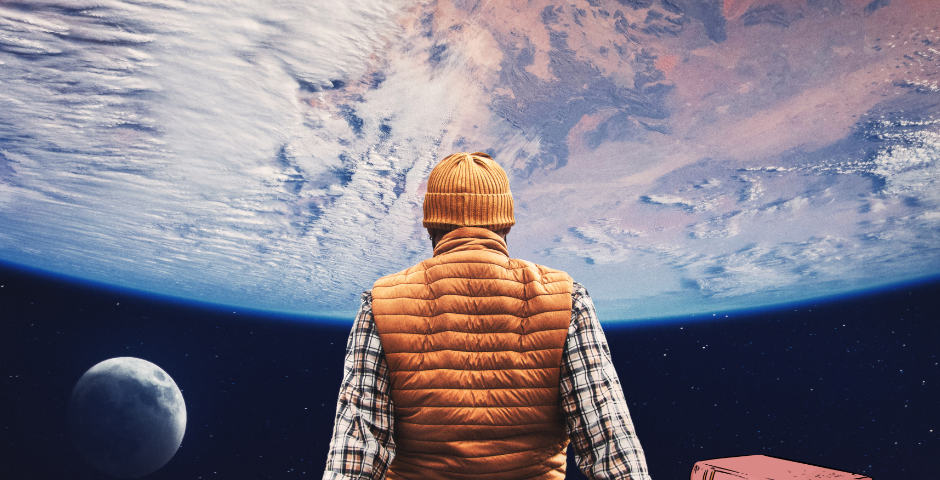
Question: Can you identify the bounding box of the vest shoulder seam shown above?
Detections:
[376,282,571,289]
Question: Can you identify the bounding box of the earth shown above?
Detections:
[0,0,938,320]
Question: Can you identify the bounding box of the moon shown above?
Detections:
[68,357,187,478]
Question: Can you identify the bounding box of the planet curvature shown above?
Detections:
[68,357,187,478]
[1,0,939,320]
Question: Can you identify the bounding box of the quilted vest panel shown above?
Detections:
[372,227,573,479]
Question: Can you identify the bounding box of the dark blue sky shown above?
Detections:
[2,261,937,479]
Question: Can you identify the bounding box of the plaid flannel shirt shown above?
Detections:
[323,282,651,480]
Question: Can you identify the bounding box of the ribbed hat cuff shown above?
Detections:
[423,192,515,230]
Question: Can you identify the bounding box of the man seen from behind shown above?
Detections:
[323,152,651,479]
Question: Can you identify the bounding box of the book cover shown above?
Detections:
[690,455,872,479]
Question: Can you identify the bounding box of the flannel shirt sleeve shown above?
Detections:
[560,282,652,480]
[323,291,395,480]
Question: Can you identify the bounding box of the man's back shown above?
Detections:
[323,152,650,480]
[372,227,571,479]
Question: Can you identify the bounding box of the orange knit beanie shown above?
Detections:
[423,152,515,231]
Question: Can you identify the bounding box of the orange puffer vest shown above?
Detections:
[372,227,573,479]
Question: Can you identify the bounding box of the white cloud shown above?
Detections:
[640,193,717,212]
[0,0,453,312]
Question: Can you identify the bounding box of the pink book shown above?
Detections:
[690,455,872,479]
